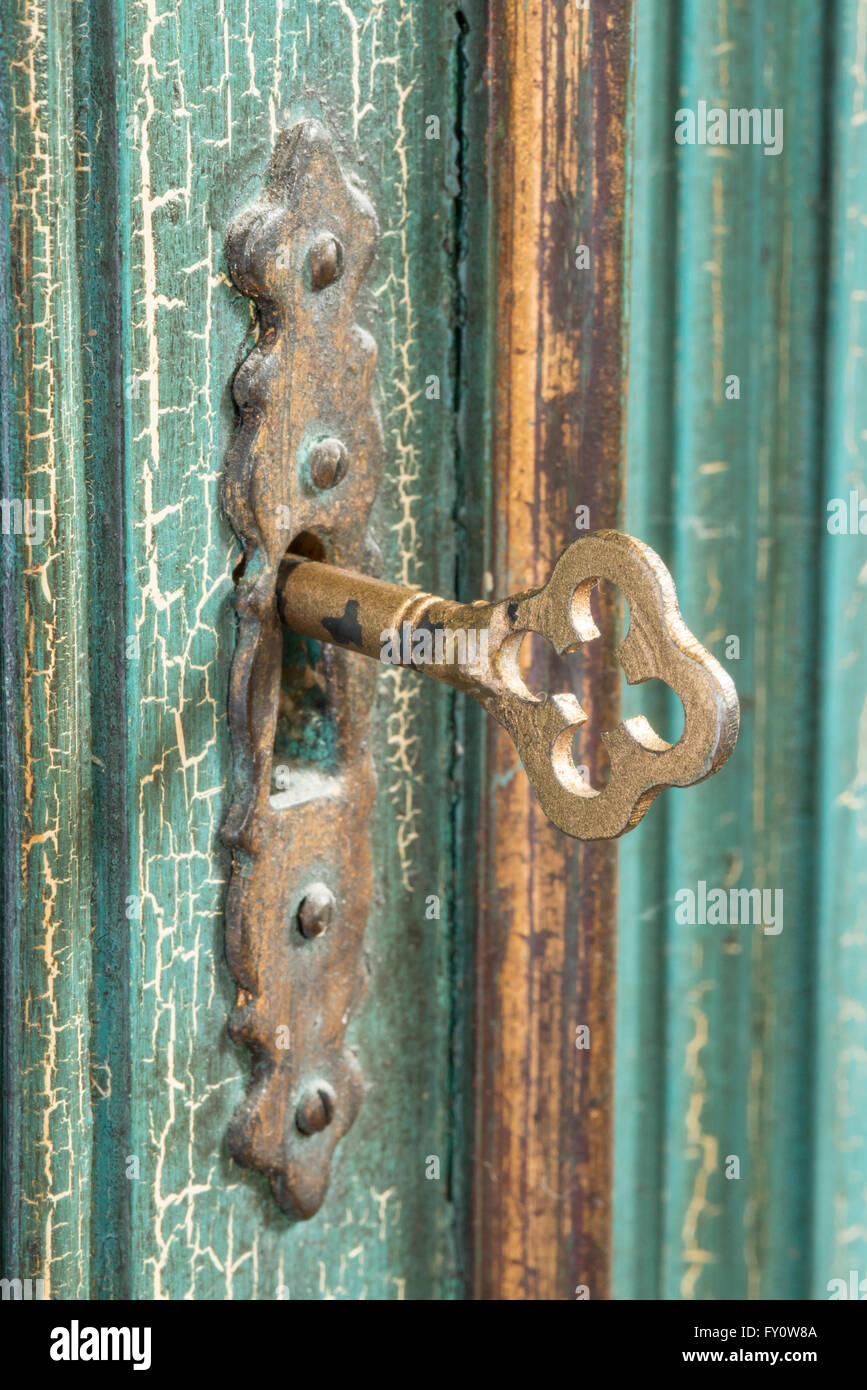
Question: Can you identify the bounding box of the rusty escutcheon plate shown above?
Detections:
[222,119,382,1219]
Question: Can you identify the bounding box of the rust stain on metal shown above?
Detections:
[222,119,382,1220]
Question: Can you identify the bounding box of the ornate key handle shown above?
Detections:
[222,117,739,1222]
[279,530,740,841]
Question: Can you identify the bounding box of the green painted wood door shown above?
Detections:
[2,0,866,1306]
[2,0,474,1302]
[2,0,636,1302]
[615,0,867,1303]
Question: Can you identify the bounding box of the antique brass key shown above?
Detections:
[279,529,739,841]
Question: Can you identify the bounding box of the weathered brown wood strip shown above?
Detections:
[467,0,633,1300]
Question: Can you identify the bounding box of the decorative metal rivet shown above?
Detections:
[309,437,348,490]
[296,1082,337,1135]
[309,233,343,289]
[297,882,335,938]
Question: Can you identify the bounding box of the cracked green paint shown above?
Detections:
[1,0,94,1299]
[3,0,469,1300]
[115,0,464,1301]
[615,0,867,1302]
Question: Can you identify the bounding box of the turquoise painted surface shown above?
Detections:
[113,0,466,1301]
[812,0,867,1302]
[0,0,95,1299]
[616,0,865,1301]
[7,0,863,1306]
[2,0,473,1300]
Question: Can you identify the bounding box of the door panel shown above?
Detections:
[115,0,464,1302]
[2,0,633,1303]
[4,0,470,1301]
[460,0,630,1300]
[7,0,863,1309]
[616,0,867,1302]
[1,0,98,1299]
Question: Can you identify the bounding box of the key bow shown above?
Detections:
[470,529,740,838]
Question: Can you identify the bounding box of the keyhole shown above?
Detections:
[270,532,337,804]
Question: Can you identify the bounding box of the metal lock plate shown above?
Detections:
[222,119,381,1219]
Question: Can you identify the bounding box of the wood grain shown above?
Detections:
[111,0,467,1300]
[461,0,633,1300]
[616,0,838,1300]
[2,0,471,1300]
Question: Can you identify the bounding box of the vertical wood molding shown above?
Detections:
[0,0,94,1298]
[469,0,633,1300]
[814,0,867,1301]
[112,0,467,1298]
[74,0,132,1300]
[617,0,829,1301]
